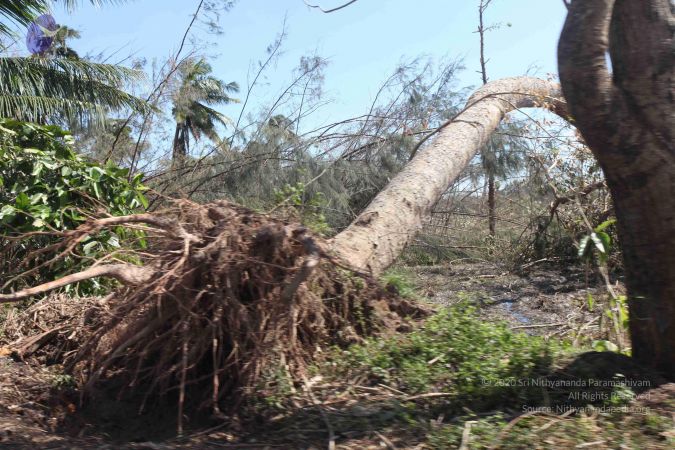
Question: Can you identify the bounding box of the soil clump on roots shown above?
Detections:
[3,200,425,434]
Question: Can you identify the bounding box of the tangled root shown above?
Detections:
[56,200,424,426]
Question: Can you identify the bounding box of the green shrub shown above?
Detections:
[273,182,331,235]
[0,119,148,295]
[331,301,558,407]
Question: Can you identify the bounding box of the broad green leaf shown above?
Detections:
[82,241,99,256]
[590,232,606,254]
[15,192,30,210]
[106,233,120,248]
[23,148,45,155]
[137,192,149,209]
[0,204,16,221]
[30,192,48,205]
[92,181,101,199]
[31,162,44,177]
[88,166,105,181]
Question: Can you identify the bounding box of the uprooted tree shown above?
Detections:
[0,76,566,424]
[0,0,672,423]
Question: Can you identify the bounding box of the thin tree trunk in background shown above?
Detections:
[172,125,182,163]
[478,0,496,237]
[330,77,566,275]
[558,0,675,376]
[487,172,496,236]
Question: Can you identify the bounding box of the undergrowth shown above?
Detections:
[252,301,672,448]
[330,301,560,407]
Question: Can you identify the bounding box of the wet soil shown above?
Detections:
[412,262,622,337]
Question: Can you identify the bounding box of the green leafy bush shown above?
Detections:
[0,119,148,295]
[331,301,558,406]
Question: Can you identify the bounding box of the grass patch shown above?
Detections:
[329,301,560,410]
[380,268,420,299]
[427,407,675,449]
[273,301,672,448]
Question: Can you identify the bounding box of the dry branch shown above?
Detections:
[0,264,153,303]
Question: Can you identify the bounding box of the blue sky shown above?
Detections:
[54,0,567,129]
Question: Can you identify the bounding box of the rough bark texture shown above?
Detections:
[558,0,674,376]
[330,77,566,275]
[487,173,496,236]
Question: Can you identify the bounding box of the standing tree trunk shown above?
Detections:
[558,0,675,375]
[330,77,566,275]
[172,124,189,166]
[477,0,498,237]
[487,172,496,236]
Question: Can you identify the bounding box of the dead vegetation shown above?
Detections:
[1,200,427,434]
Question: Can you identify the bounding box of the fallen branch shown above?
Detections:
[548,180,606,218]
[0,264,154,303]
[510,322,566,330]
[6,326,64,359]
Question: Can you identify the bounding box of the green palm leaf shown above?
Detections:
[0,56,150,127]
[171,58,239,162]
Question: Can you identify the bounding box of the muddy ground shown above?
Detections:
[411,261,620,340]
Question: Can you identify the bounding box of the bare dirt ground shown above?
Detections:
[2,262,672,450]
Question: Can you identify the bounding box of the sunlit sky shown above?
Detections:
[51,0,567,129]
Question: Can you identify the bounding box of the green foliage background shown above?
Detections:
[0,119,148,294]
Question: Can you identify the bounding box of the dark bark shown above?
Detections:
[172,125,184,163]
[559,0,675,376]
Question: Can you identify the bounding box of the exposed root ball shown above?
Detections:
[67,201,423,421]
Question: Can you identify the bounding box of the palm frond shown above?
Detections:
[0,56,150,127]
[0,0,45,37]
[0,93,109,124]
[194,102,233,129]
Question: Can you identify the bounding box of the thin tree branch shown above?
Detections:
[107,0,207,165]
[304,0,359,13]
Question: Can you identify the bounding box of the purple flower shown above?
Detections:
[26,14,58,55]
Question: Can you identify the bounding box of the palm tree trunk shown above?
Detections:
[172,125,184,164]
[330,77,566,275]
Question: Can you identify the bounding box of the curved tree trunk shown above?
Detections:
[330,76,566,275]
[558,0,675,376]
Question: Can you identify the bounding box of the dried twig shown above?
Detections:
[510,322,565,330]
[459,420,477,450]
[303,375,336,450]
